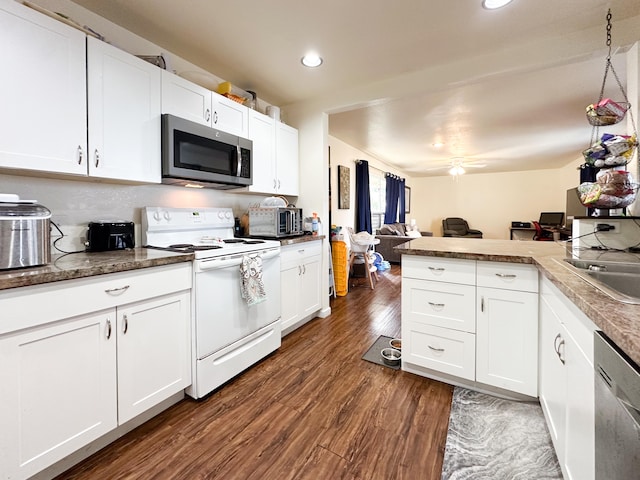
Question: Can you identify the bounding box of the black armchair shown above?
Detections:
[442,217,483,238]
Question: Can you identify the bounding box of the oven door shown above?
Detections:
[193,248,281,360]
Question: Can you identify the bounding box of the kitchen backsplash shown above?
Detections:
[0,173,264,251]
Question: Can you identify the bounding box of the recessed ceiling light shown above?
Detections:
[301,53,323,68]
[482,0,514,9]
[432,142,444,148]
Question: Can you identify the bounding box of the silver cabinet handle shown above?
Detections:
[428,302,445,308]
[428,345,445,352]
[105,285,130,295]
[302,264,306,275]
[122,314,128,334]
[212,110,218,124]
[481,296,485,312]
[77,145,83,165]
[298,265,302,276]
[94,149,100,168]
[106,319,112,339]
[273,179,277,189]
[278,179,281,190]
[205,108,211,122]
[428,267,445,272]
[495,273,517,278]
[554,333,565,365]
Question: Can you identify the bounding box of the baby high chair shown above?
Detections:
[347,228,380,289]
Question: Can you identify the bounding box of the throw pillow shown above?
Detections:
[379,225,394,235]
[406,230,421,238]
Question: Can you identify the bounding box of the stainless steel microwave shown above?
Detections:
[161,114,252,189]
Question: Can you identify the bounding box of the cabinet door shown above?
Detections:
[280,262,301,331]
[300,254,322,316]
[476,287,538,396]
[116,291,191,424]
[0,0,87,175]
[0,310,117,479]
[564,327,595,480]
[538,295,567,461]
[212,92,249,137]
[275,122,299,196]
[87,36,161,183]
[161,70,212,126]
[247,110,276,193]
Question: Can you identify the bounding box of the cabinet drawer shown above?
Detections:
[280,241,322,269]
[477,261,538,293]
[405,323,476,380]
[0,263,192,334]
[402,256,476,285]
[402,278,476,333]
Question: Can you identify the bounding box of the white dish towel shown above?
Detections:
[240,255,267,306]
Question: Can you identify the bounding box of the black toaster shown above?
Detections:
[87,221,135,252]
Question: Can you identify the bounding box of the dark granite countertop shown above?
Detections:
[0,248,193,291]
[396,237,640,366]
[279,234,325,246]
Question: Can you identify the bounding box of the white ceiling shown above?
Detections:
[70,0,640,177]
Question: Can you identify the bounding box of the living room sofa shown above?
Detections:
[375,223,433,263]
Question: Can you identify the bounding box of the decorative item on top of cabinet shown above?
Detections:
[246,109,299,196]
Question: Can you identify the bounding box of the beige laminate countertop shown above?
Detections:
[396,237,640,366]
[0,248,193,291]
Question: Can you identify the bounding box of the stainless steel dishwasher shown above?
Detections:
[594,331,640,480]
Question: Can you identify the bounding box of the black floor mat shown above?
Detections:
[362,335,401,370]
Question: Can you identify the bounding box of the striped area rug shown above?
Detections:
[441,387,562,480]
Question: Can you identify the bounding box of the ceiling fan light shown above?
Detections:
[482,0,514,9]
[449,166,465,176]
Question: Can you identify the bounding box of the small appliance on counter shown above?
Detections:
[0,194,51,270]
[86,221,135,252]
[248,206,303,238]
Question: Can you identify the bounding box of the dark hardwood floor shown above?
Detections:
[57,265,453,480]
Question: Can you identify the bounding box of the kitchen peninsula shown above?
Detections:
[397,235,640,480]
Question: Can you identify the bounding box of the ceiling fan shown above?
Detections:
[426,157,488,176]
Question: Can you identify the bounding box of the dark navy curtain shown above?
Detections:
[355,160,372,233]
[384,174,402,224]
[398,178,406,224]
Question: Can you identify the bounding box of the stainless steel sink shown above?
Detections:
[559,258,640,304]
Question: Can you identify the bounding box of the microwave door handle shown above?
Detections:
[236,146,242,177]
[286,211,292,233]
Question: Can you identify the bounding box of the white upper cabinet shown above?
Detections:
[0,0,87,175]
[87,36,161,183]
[161,70,213,126]
[211,93,249,137]
[247,109,299,196]
[248,109,277,193]
[276,121,299,196]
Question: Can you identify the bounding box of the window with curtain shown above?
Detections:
[384,174,406,224]
[369,169,386,230]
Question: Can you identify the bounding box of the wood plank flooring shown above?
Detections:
[56,265,453,480]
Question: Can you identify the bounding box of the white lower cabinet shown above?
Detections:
[539,276,595,480]
[0,263,191,480]
[280,241,322,334]
[402,256,539,396]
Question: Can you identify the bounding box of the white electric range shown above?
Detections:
[142,207,282,399]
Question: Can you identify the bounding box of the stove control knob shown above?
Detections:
[224,211,232,219]
[218,211,225,219]
[153,211,162,222]
[163,211,172,221]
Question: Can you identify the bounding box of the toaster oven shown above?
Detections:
[248,207,303,238]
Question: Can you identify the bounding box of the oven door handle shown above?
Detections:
[197,249,280,271]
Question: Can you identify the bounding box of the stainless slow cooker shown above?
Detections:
[0,202,51,270]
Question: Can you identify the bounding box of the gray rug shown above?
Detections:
[442,387,562,480]
[362,335,400,370]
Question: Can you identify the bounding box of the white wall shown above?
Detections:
[411,159,581,239]
[328,135,412,232]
